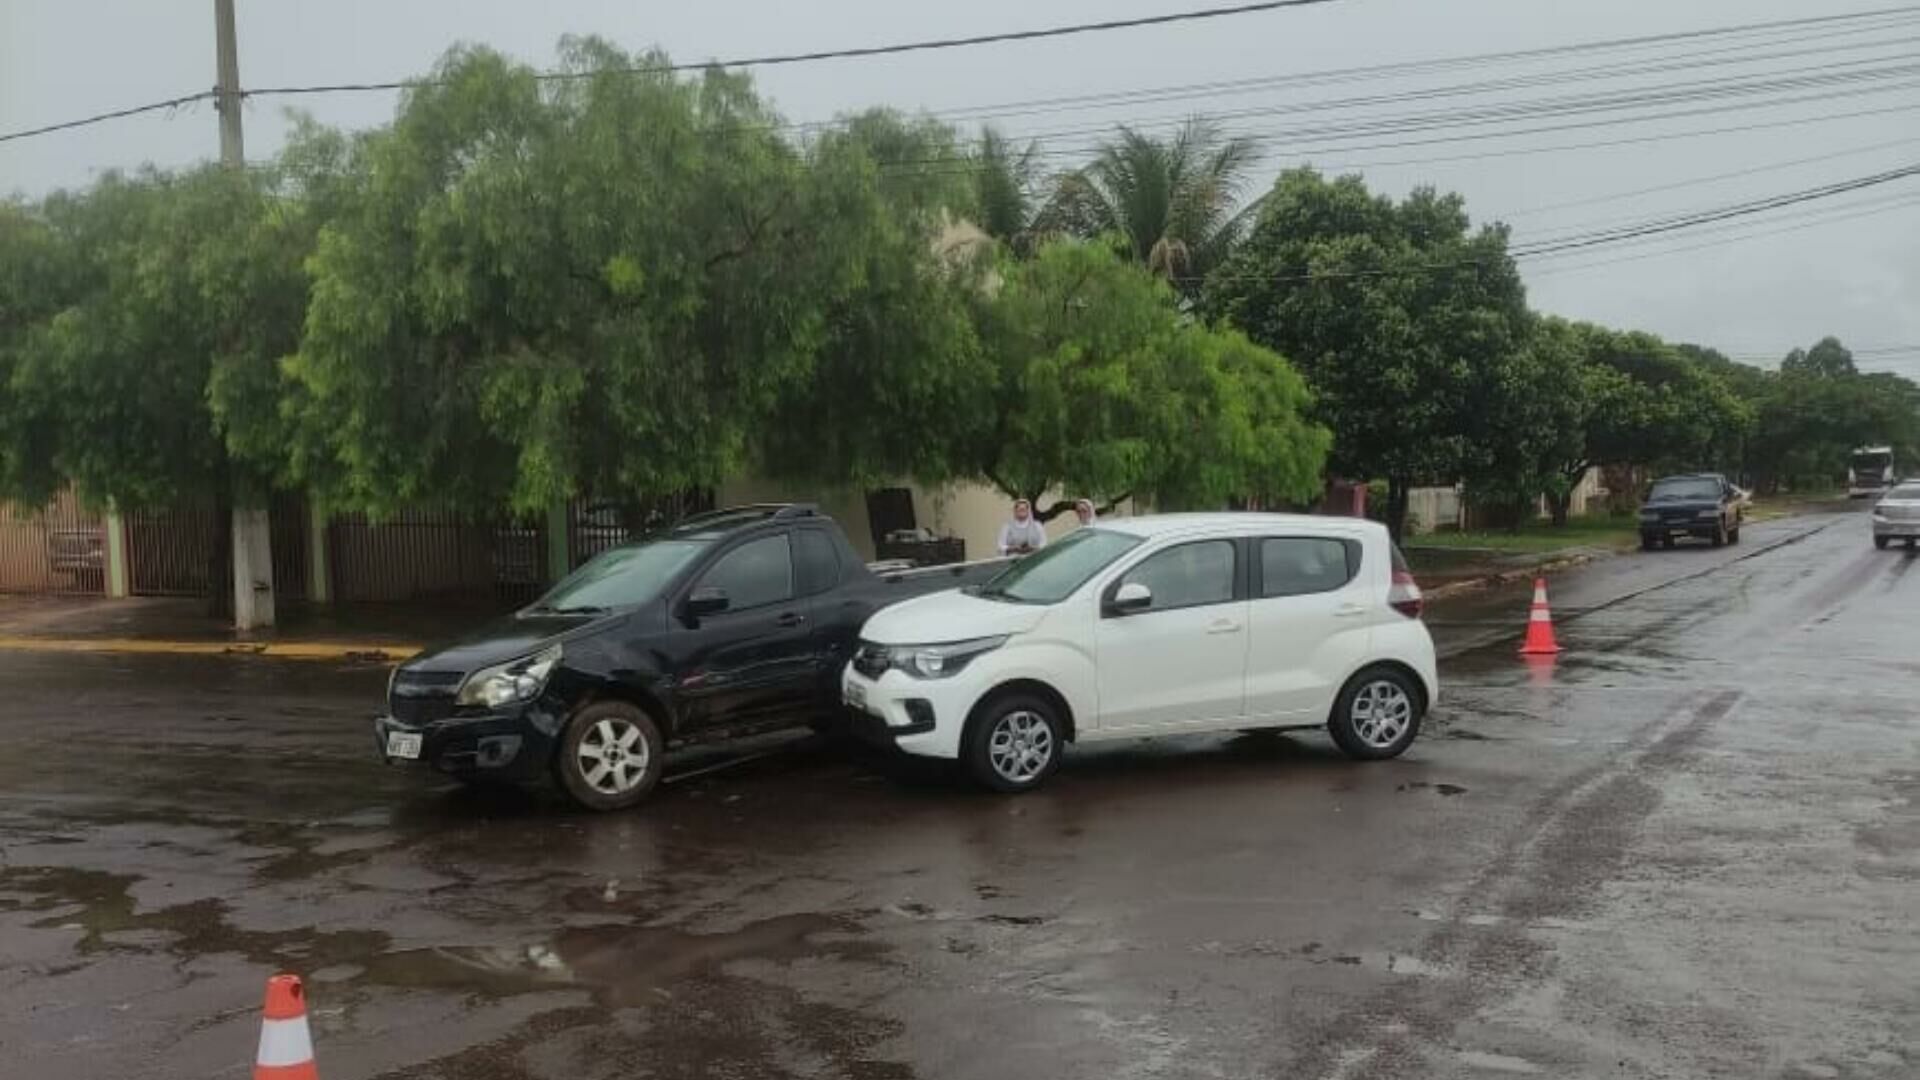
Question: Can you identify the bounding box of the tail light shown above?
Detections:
[1389,570,1425,619]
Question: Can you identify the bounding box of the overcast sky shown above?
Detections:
[3,0,1917,375]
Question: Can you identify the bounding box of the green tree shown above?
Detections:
[970,241,1327,519]
[1780,335,1857,379]
[286,40,865,516]
[969,126,1044,252]
[1203,168,1532,538]
[1040,118,1259,293]
[755,110,998,490]
[0,166,310,511]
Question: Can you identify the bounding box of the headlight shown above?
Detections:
[455,644,563,708]
[1697,510,1722,520]
[1637,511,1659,522]
[892,636,1008,679]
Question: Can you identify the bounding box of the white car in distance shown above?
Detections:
[842,513,1438,792]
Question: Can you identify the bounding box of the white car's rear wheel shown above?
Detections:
[1329,667,1424,761]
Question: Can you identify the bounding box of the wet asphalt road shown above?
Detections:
[1,506,1915,1079]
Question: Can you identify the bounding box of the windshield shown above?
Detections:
[1648,478,1721,502]
[974,528,1143,605]
[1885,482,1920,500]
[526,539,708,613]
[1851,452,1892,470]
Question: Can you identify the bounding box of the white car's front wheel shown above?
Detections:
[1328,667,1424,761]
[965,694,1063,793]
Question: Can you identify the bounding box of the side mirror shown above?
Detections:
[686,587,730,619]
[1107,581,1153,616]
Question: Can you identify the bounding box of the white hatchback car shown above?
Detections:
[842,514,1438,792]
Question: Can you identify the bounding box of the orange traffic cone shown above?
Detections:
[1519,577,1563,655]
[254,974,319,1080]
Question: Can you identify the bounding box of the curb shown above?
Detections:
[0,636,421,662]
[1423,552,1599,604]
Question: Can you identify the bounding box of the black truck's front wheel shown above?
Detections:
[555,702,665,811]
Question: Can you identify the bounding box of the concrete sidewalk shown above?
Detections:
[0,595,461,661]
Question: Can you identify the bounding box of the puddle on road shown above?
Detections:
[1456,1049,1544,1073]
[1,862,887,1011]
[362,912,884,1009]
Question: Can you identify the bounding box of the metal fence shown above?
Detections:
[565,490,713,570]
[0,492,107,595]
[326,508,548,606]
[127,502,222,597]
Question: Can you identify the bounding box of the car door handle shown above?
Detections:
[776,612,808,628]
[1335,604,1369,618]
[1206,619,1242,635]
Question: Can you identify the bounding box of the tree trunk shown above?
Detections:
[1548,491,1572,527]
[1385,477,1411,543]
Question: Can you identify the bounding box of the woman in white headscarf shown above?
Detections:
[1072,498,1097,528]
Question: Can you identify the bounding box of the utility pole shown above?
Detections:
[214,0,276,630]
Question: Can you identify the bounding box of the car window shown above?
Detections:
[1648,478,1723,501]
[1261,537,1355,598]
[1887,482,1920,499]
[530,539,709,612]
[699,535,794,611]
[793,528,841,597]
[1118,540,1236,612]
[978,528,1143,605]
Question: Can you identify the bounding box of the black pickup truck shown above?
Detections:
[375,505,1005,810]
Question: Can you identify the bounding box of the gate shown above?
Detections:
[566,490,714,570]
[127,502,221,597]
[269,494,309,601]
[0,492,107,595]
[327,508,547,606]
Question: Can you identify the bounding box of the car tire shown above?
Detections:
[554,701,665,812]
[1328,666,1425,761]
[1710,521,1727,548]
[1640,533,1657,551]
[1874,536,1890,550]
[964,693,1064,793]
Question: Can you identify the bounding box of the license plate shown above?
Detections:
[385,732,423,760]
[845,681,868,712]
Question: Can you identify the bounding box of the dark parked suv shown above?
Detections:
[1638,473,1744,549]
[375,505,1003,811]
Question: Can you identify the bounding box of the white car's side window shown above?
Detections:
[1114,540,1237,612]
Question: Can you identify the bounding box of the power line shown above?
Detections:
[249,1,1344,97]
[1521,193,1920,274]
[1183,161,1920,286]
[0,1,1344,144]
[0,92,213,145]
[1510,162,1920,257]
[787,8,1920,133]
[1499,133,1920,219]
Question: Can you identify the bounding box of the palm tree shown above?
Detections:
[968,126,1044,254]
[1039,118,1260,291]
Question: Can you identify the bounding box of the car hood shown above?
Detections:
[860,588,1051,645]
[401,612,613,674]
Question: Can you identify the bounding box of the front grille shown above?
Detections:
[851,643,891,680]
[390,669,462,725]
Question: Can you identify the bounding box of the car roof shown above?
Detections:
[1094,512,1383,541]
[1653,473,1725,482]
[665,504,819,540]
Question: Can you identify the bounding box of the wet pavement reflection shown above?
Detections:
[2,506,1915,1078]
